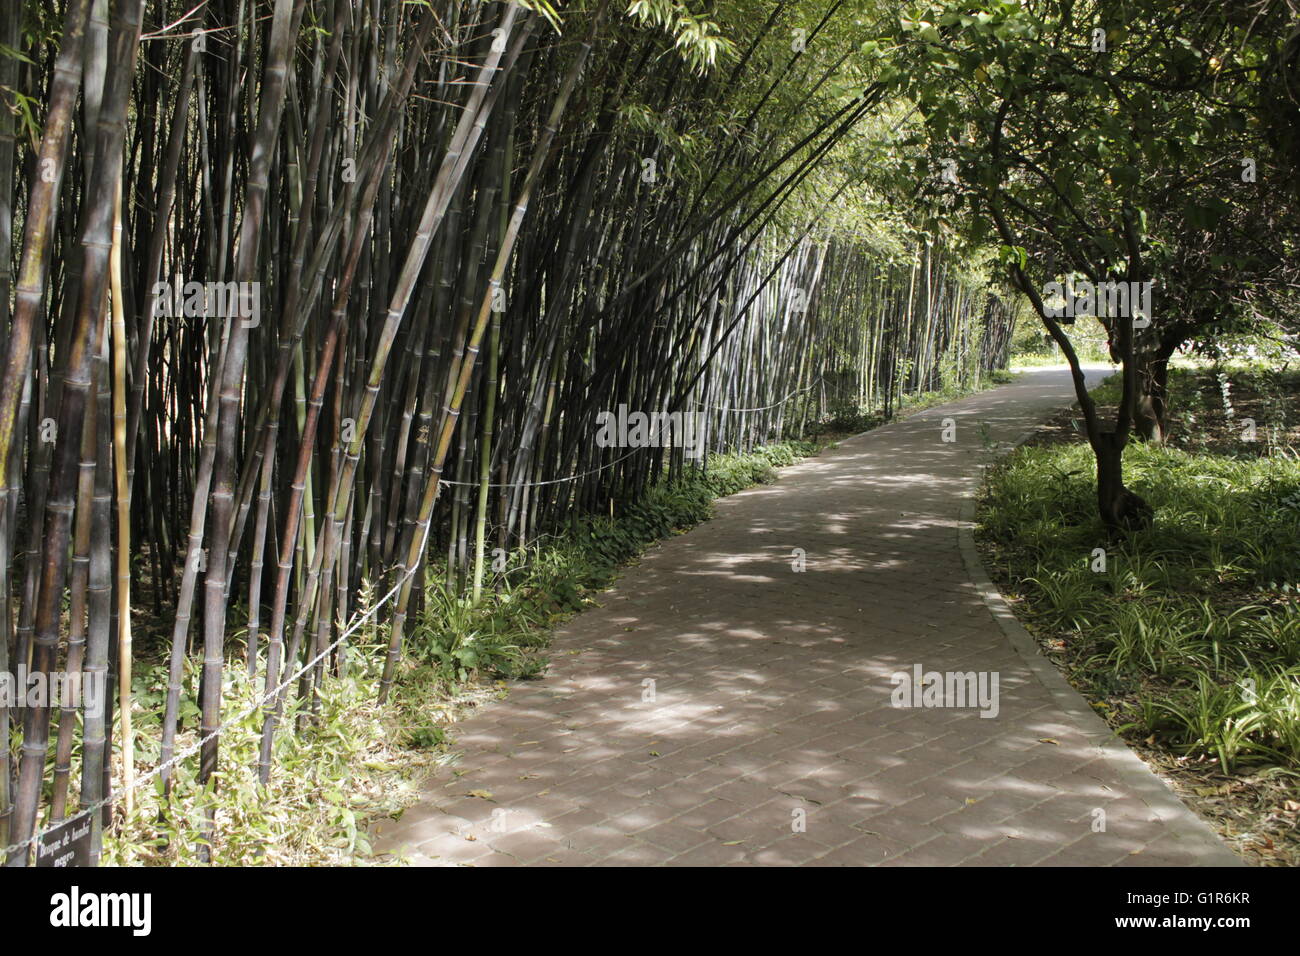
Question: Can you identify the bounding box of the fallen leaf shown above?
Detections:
[1038,738,1060,746]
[466,789,494,800]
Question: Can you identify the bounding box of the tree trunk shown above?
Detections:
[1134,350,1173,443]
[1095,431,1153,530]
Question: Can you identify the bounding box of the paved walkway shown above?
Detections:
[373,366,1240,866]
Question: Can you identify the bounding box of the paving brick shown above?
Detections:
[371,368,1237,867]
[671,797,745,830]
[808,835,910,866]
[486,829,565,863]
[664,841,748,866]
[747,836,830,866]
[638,822,713,854]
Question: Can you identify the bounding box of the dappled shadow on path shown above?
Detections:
[374,366,1232,866]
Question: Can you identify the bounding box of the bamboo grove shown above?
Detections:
[0,0,1017,864]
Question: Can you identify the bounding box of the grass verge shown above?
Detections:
[977,360,1300,866]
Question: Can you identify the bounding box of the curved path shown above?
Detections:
[374,366,1239,866]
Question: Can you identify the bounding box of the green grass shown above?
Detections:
[979,364,1300,777]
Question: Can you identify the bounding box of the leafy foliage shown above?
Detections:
[980,365,1300,774]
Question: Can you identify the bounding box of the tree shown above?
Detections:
[890,0,1300,527]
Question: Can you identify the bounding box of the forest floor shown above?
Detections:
[372,365,1238,866]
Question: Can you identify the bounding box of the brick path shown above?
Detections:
[373,366,1240,866]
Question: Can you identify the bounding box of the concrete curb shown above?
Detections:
[956,407,1243,865]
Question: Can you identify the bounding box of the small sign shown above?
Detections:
[35,811,94,867]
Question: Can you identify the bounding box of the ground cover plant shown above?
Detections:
[979,358,1300,865]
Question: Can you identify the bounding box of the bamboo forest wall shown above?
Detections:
[0,0,1015,864]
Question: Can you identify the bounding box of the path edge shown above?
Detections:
[956,412,1243,865]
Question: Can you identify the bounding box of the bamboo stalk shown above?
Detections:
[110,182,133,816]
